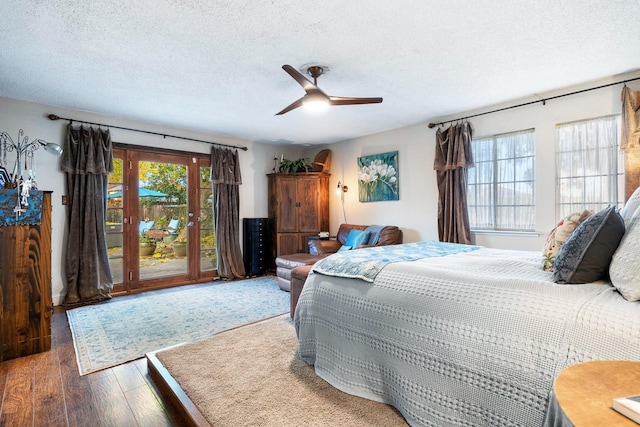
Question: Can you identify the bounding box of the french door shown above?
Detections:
[106,145,216,294]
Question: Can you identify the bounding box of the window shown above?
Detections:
[467,129,536,231]
[556,115,624,218]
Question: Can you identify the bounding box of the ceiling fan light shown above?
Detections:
[302,93,330,113]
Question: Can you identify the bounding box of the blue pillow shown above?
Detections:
[337,245,352,252]
[344,229,371,249]
[552,206,625,284]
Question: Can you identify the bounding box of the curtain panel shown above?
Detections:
[621,85,640,151]
[211,147,246,279]
[434,122,474,244]
[61,124,114,305]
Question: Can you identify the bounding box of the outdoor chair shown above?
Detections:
[139,220,155,236]
[167,219,179,235]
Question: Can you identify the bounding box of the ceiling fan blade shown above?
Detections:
[328,96,383,106]
[282,65,317,92]
[275,97,304,115]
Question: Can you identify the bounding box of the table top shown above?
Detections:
[554,361,640,426]
[145,229,169,239]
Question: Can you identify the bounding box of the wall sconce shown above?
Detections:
[336,181,348,195]
[336,181,348,223]
[1,129,63,185]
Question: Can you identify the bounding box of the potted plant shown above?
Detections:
[172,228,187,257]
[278,157,313,175]
[139,234,156,256]
[163,233,178,244]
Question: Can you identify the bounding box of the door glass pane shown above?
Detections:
[107,157,124,284]
[199,165,216,271]
[138,161,188,280]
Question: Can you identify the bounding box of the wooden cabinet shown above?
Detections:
[0,191,52,362]
[268,173,329,261]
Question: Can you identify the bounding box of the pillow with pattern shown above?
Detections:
[542,210,593,272]
[552,206,625,284]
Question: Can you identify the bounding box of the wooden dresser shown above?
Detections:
[0,191,52,361]
[267,173,329,262]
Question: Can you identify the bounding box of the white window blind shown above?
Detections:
[556,115,623,219]
[467,129,536,231]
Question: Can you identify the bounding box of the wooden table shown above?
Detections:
[554,361,640,426]
[145,229,169,239]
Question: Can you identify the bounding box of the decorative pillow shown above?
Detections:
[609,205,640,301]
[621,186,640,224]
[542,210,593,271]
[337,245,352,252]
[552,206,625,284]
[344,229,371,249]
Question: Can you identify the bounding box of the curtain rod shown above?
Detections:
[427,76,640,129]
[46,114,249,151]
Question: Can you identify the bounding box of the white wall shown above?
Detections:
[4,70,639,303]
[0,96,299,304]
[306,70,640,251]
[305,123,439,244]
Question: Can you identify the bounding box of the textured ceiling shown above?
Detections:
[1,1,639,146]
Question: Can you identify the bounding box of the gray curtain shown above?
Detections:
[622,85,640,150]
[211,147,246,280]
[433,122,474,244]
[61,124,114,305]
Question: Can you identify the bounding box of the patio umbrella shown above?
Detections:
[107,188,168,198]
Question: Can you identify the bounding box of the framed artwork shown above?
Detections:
[357,151,399,202]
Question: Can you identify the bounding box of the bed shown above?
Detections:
[294,232,640,426]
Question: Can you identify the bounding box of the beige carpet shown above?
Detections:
[156,315,408,426]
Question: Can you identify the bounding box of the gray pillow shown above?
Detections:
[621,186,640,224]
[552,206,625,284]
[609,206,640,301]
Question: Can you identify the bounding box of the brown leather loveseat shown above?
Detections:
[274,223,403,292]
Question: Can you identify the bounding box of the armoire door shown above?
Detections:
[296,176,322,233]
[275,176,298,232]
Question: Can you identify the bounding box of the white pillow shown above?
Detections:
[610,205,640,301]
[621,186,640,224]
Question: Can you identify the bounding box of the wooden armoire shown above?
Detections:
[268,173,329,262]
[0,191,52,362]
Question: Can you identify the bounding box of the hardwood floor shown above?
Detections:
[0,307,181,427]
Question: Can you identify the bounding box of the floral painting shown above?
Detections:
[357,151,399,202]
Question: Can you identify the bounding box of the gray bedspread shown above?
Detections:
[294,245,640,427]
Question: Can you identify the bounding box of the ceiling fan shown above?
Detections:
[276,64,383,115]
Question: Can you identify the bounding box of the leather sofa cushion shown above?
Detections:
[335,224,403,246]
[290,265,314,317]
[276,266,293,281]
[376,226,402,246]
[291,264,313,281]
[309,239,342,255]
[274,253,322,269]
[336,224,367,245]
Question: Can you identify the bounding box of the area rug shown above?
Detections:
[67,277,289,375]
[154,315,408,426]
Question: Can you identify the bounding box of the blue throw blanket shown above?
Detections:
[312,240,480,282]
[363,224,385,245]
